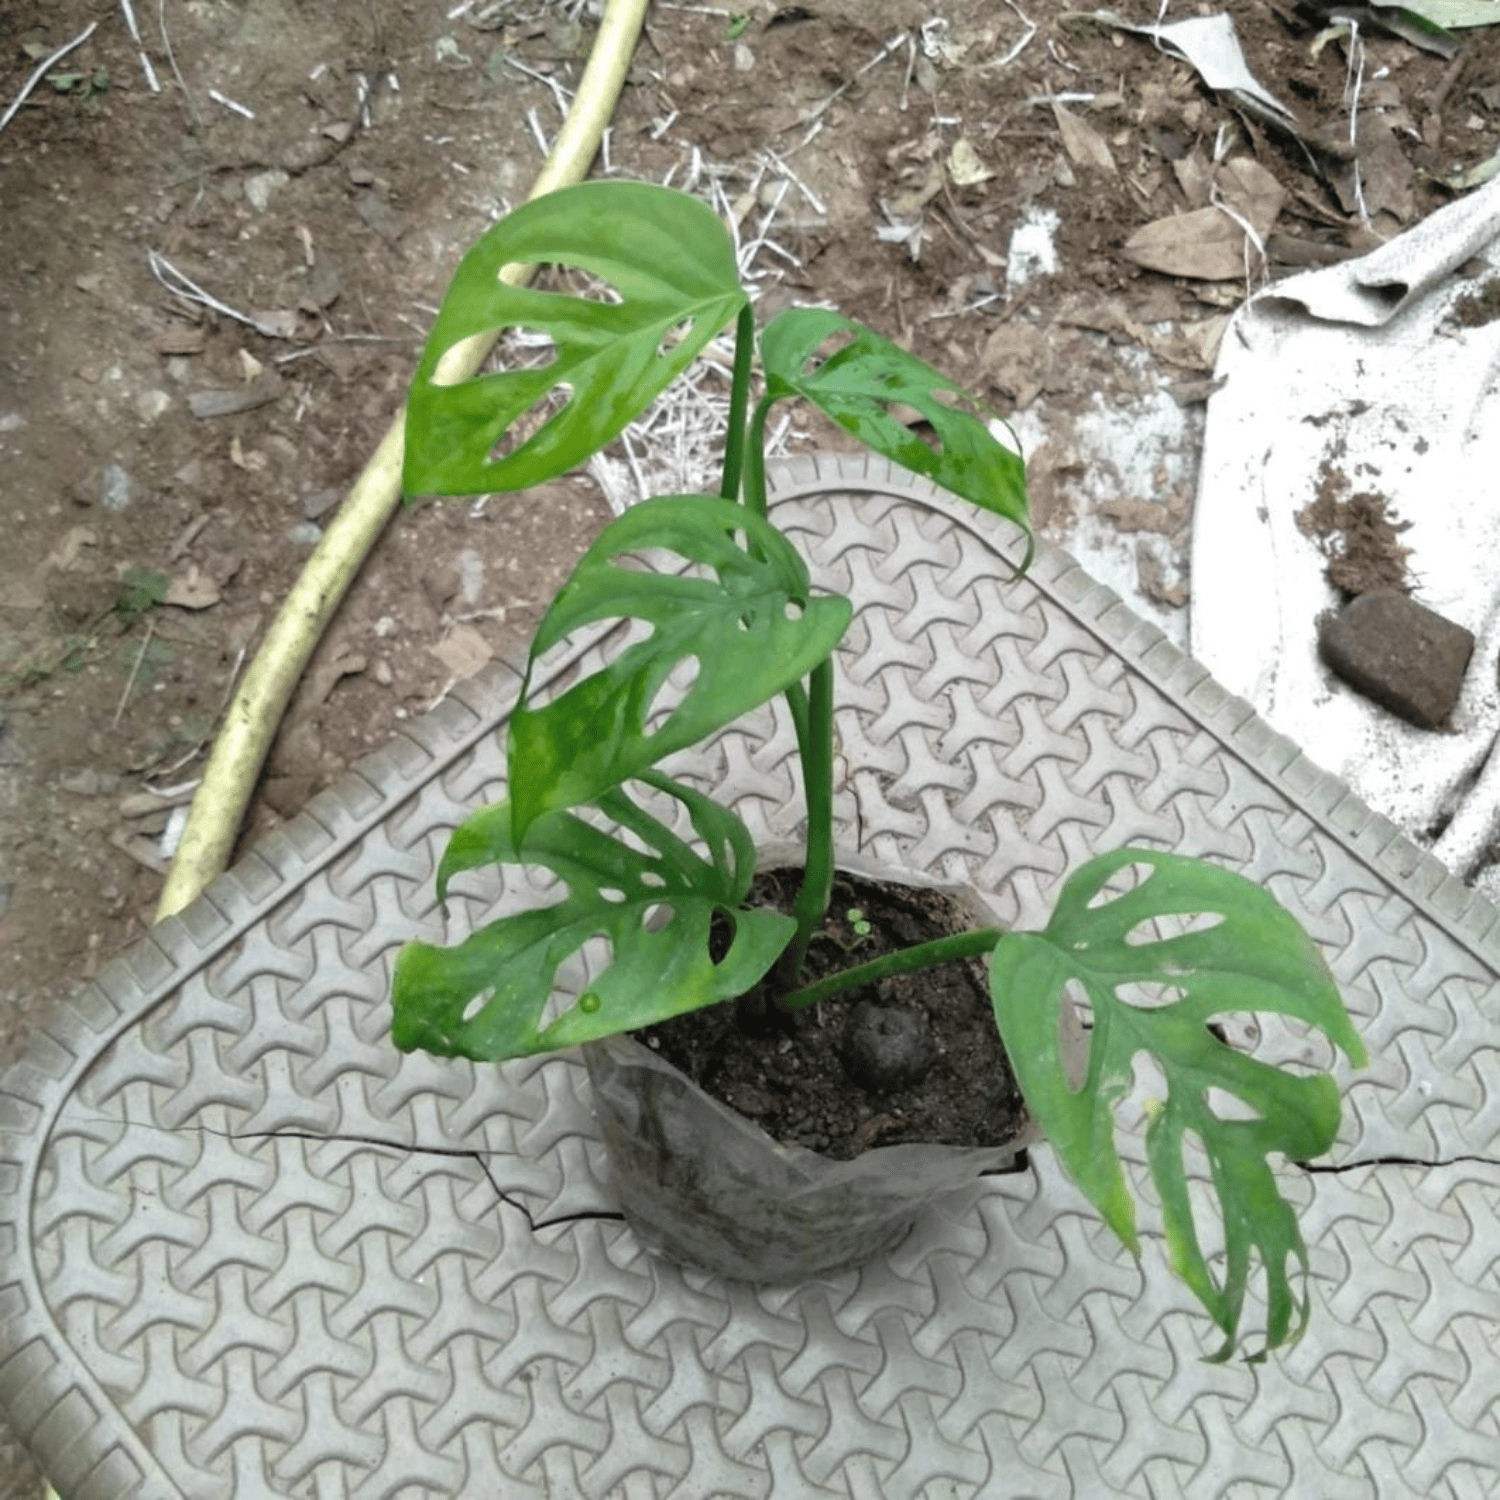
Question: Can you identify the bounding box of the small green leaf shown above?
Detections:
[508,493,851,836]
[117,566,169,617]
[391,772,793,1061]
[760,307,1032,564]
[405,181,748,496]
[989,848,1366,1359]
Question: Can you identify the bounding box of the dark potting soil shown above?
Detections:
[636,868,1028,1162]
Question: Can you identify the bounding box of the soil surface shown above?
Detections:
[6,0,1500,1488]
[640,867,1027,1160]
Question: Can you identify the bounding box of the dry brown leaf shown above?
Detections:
[980,323,1050,408]
[1122,157,1285,281]
[947,137,993,186]
[430,624,492,681]
[164,565,221,610]
[887,158,945,217]
[1173,150,1214,208]
[1053,104,1116,174]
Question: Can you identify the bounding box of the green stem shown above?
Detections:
[778,657,835,985]
[743,393,774,523]
[719,303,756,501]
[777,927,1005,1012]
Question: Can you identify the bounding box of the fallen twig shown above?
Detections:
[113,622,156,729]
[117,0,160,92]
[157,0,200,128]
[207,86,254,119]
[145,249,293,340]
[0,20,99,137]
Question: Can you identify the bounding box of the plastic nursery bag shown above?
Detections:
[584,1032,1037,1283]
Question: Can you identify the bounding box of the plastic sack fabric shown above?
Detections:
[583,1032,1037,1282]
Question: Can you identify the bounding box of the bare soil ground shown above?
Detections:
[3,0,1499,1489]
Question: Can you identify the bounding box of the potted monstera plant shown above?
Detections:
[391,180,1365,1360]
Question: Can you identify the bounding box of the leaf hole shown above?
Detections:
[884,403,943,454]
[1085,861,1157,908]
[929,384,990,425]
[531,264,624,304]
[783,599,804,621]
[799,329,857,376]
[1180,1128,1229,1267]
[488,381,575,463]
[597,886,627,904]
[1059,979,1091,1092]
[1206,1011,1262,1051]
[1114,981,1188,1011]
[1125,910,1225,946]
[641,902,675,932]
[1204,1087,1263,1124]
[432,325,559,388]
[461,986,497,1025]
[544,932,615,1028]
[656,317,695,359]
[639,869,668,889]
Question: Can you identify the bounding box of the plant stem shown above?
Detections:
[719,303,755,501]
[743,393,774,523]
[778,657,835,986]
[776,927,1005,1012]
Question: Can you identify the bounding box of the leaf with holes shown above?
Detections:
[404,180,748,496]
[507,494,851,838]
[989,848,1366,1359]
[760,307,1032,563]
[391,772,794,1062]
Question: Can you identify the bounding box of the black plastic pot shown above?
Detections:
[583,855,1042,1282]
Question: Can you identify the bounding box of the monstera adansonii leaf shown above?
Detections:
[404,180,747,496]
[391,771,793,1062]
[507,493,852,838]
[759,307,1032,563]
[989,848,1367,1360]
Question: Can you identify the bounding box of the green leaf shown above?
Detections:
[405,181,748,496]
[759,307,1032,564]
[117,566,169,617]
[989,848,1366,1359]
[508,493,851,836]
[391,772,793,1061]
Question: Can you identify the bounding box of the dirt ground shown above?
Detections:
[3,0,1499,1489]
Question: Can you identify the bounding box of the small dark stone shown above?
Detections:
[1318,590,1474,729]
[843,1001,933,1093]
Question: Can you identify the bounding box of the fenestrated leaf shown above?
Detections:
[391,772,793,1062]
[760,307,1032,564]
[508,494,851,837]
[405,181,747,496]
[989,848,1366,1360]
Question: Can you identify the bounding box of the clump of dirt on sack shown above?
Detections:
[636,867,1027,1162]
[1446,274,1500,330]
[1297,459,1414,595]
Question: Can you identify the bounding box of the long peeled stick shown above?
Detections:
[154,0,649,922]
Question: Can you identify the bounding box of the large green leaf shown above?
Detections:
[508,493,851,837]
[405,181,747,496]
[989,848,1366,1360]
[760,307,1032,562]
[391,772,793,1061]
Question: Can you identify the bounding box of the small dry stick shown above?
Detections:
[146,249,292,340]
[0,20,99,136]
[114,622,156,729]
[118,0,160,92]
[158,0,200,127]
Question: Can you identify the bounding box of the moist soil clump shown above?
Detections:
[637,868,1027,1162]
[1298,466,1415,596]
